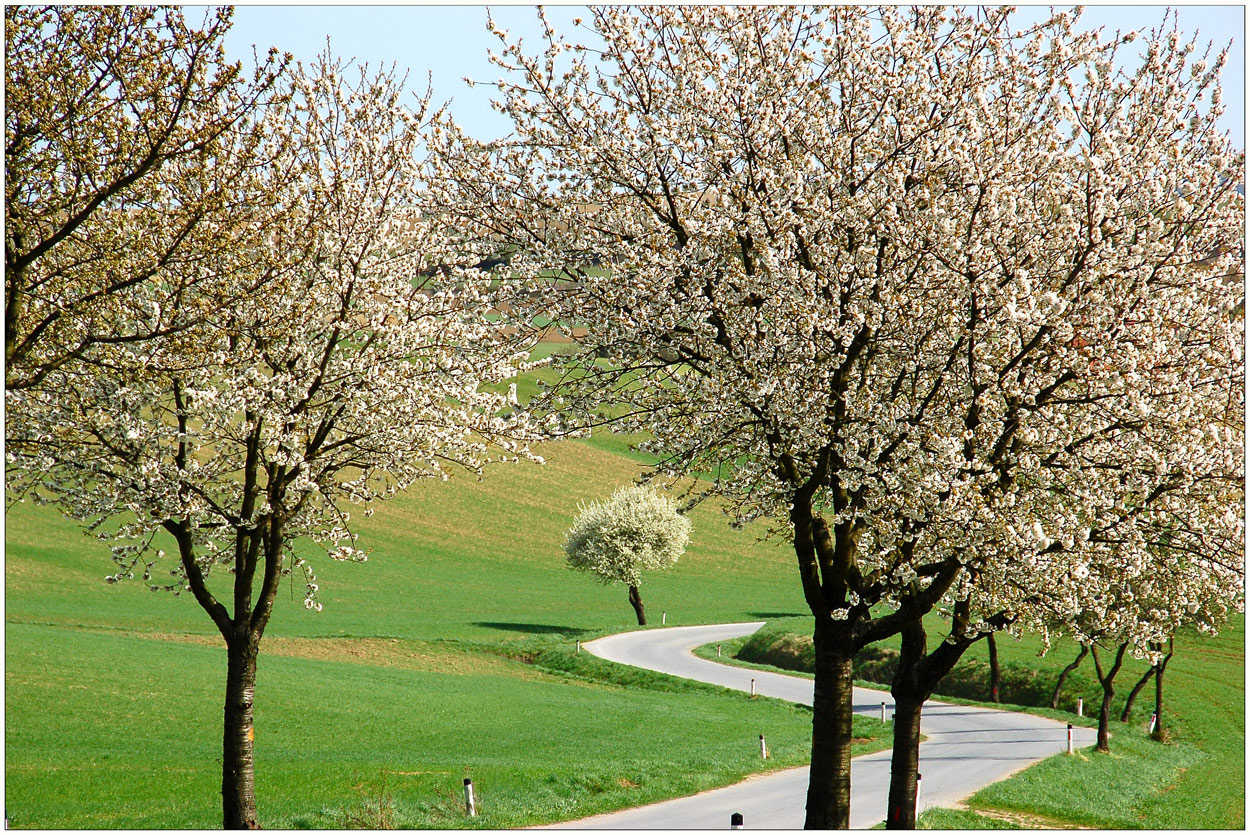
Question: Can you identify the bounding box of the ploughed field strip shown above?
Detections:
[543,623,1097,830]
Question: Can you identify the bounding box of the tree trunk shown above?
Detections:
[1119,666,1154,722]
[804,619,855,829]
[1096,683,1114,753]
[1050,644,1088,709]
[883,616,984,829]
[1152,640,1174,741]
[628,584,646,626]
[223,635,261,829]
[1091,642,1129,753]
[986,632,1000,703]
[886,697,924,829]
[5,261,24,376]
[166,455,287,829]
[886,619,927,829]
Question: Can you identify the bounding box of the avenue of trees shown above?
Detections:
[427,6,1243,828]
[6,5,1244,831]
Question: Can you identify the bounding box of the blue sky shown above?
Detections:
[214,5,1244,148]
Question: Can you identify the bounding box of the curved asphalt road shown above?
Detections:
[543,622,1096,830]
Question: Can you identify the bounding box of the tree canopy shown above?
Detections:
[565,484,691,587]
[4,6,290,392]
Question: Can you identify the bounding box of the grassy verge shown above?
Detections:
[915,807,1024,829]
[4,621,892,829]
[960,731,1203,828]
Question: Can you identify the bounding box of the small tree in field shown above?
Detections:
[565,485,691,625]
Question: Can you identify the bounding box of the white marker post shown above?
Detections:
[750,678,756,697]
[463,778,477,817]
[881,701,887,722]
[730,812,744,830]
[1077,696,1083,717]
[759,734,768,759]
[662,611,667,625]
[1066,724,1074,755]
[576,640,580,654]
[914,773,922,821]
[717,644,722,657]
[1150,712,1158,733]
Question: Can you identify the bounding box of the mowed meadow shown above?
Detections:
[7,433,874,829]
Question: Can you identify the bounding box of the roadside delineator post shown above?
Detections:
[1076,696,1083,717]
[750,678,756,697]
[914,773,922,821]
[759,734,768,759]
[662,611,667,625]
[881,701,887,722]
[1066,724,1074,755]
[576,640,581,654]
[464,778,477,817]
[730,812,744,830]
[1150,712,1157,733]
[717,644,722,657]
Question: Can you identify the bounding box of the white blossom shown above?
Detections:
[7,54,550,614]
[564,484,691,587]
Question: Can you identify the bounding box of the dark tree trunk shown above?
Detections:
[785,490,965,829]
[886,697,924,828]
[886,620,929,830]
[628,584,646,626]
[1091,642,1129,753]
[1152,640,1174,740]
[1050,644,1088,709]
[804,618,855,829]
[5,262,24,377]
[1120,666,1154,722]
[166,482,285,829]
[882,614,990,830]
[1096,684,1114,752]
[223,635,261,829]
[986,632,1000,703]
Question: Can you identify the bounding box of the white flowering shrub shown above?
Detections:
[564,485,691,587]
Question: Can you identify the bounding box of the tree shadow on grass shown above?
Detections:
[473,621,589,637]
[748,611,808,620]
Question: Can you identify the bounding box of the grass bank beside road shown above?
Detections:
[7,620,867,829]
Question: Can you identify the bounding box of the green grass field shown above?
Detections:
[5,436,869,829]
